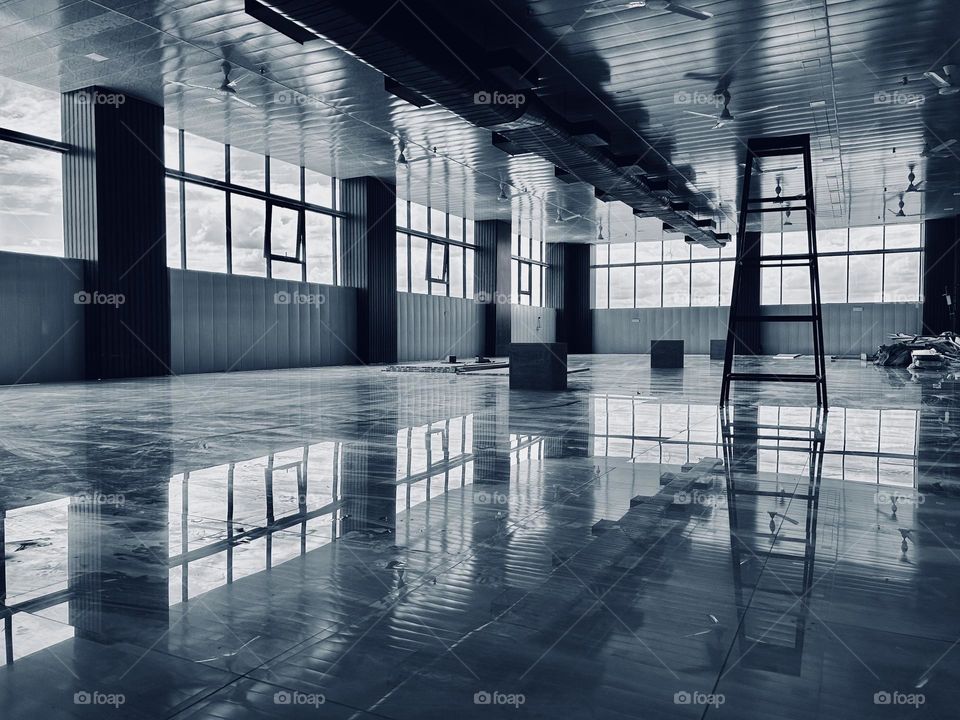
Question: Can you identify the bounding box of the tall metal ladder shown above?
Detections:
[720,134,828,408]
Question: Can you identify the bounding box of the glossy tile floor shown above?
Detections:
[0,355,958,719]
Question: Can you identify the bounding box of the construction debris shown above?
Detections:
[875,332,960,368]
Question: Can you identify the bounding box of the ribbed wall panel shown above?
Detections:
[511,305,557,343]
[0,251,86,385]
[340,177,397,363]
[475,219,512,356]
[168,270,358,375]
[396,292,485,361]
[62,88,170,379]
[593,303,921,355]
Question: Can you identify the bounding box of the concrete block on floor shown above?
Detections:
[651,339,684,368]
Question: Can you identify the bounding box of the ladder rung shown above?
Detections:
[760,253,814,261]
[726,373,821,383]
[748,194,809,203]
[744,206,811,214]
[734,315,818,322]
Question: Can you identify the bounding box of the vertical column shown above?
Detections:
[340,177,397,363]
[736,230,763,355]
[62,87,170,379]
[547,242,593,353]
[475,219,512,356]
[922,215,959,334]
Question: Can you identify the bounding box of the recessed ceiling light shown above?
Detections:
[945,207,955,211]
[85,52,108,62]
[809,100,826,108]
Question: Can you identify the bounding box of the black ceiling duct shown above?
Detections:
[252,0,721,245]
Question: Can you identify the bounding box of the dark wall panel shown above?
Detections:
[475,219,512,356]
[0,251,86,385]
[340,176,397,363]
[62,88,171,379]
[923,215,959,334]
[168,270,358,375]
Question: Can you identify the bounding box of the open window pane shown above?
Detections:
[410,235,427,293]
[269,206,300,260]
[428,240,447,282]
[184,184,227,272]
[306,212,334,285]
[230,194,266,277]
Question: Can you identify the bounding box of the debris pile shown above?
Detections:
[875,332,960,368]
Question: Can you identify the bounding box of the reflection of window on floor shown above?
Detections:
[396,415,474,513]
[591,398,919,487]
[510,434,544,466]
[1,497,75,665]
[168,441,344,604]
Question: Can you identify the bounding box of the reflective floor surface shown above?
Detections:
[0,355,958,718]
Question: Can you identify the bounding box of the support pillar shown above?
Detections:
[62,87,170,379]
[922,215,959,334]
[475,219,512,356]
[340,177,397,363]
[547,242,593,353]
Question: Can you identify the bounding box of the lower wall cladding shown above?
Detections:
[170,270,358,374]
[0,251,86,384]
[511,304,558,344]
[593,303,922,356]
[397,292,484,362]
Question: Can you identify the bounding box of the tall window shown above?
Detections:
[592,223,922,308]
[396,200,475,299]
[512,222,547,306]
[165,128,341,283]
[592,237,735,309]
[761,224,922,305]
[0,77,66,257]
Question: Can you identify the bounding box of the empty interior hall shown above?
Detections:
[1,0,959,718]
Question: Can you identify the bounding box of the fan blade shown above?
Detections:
[932,139,957,153]
[229,94,257,108]
[683,110,716,119]
[924,71,951,89]
[226,73,247,89]
[170,80,218,92]
[736,105,781,118]
[665,3,713,20]
[584,2,635,13]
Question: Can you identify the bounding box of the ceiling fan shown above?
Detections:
[905,164,925,193]
[921,139,957,158]
[396,141,440,166]
[888,194,920,218]
[170,61,256,108]
[584,0,713,21]
[924,65,960,95]
[684,94,780,129]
